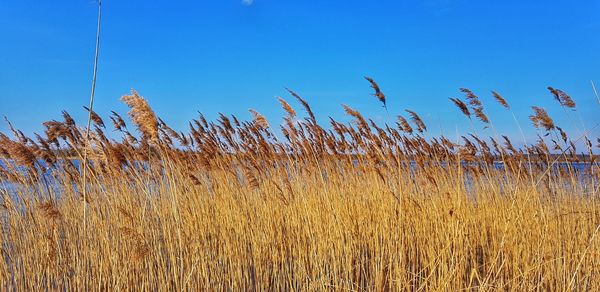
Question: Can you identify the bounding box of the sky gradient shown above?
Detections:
[0,0,598,147]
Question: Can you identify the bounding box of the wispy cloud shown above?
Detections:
[242,0,253,6]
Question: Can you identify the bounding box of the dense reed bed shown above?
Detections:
[0,82,598,290]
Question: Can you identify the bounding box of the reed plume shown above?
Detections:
[449,98,471,118]
[460,88,489,124]
[365,76,387,109]
[342,104,369,131]
[556,126,568,143]
[278,97,296,118]
[548,87,576,109]
[405,110,426,133]
[61,111,76,127]
[397,115,413,134]
[473,107,490,124]
[286,88,316,123]
[529,106,555,131]
[83,106,105,128]
[3,117,26,143]
[460,88,482,107]
[492,91,510,109]
[0,137,37,169]
[120,90,159,142]
[249,109,270,129]
[38,201,63,221]
[110,111,126,131]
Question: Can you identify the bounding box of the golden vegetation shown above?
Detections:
[0,82,598,290]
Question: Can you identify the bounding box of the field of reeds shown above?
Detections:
[0,80,599,290]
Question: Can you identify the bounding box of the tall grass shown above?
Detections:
[0,83,598,290]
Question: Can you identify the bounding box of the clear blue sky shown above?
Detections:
[0,0,598,146]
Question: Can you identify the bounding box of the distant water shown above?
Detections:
[0,159,598,197]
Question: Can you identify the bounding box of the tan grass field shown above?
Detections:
[0,84,598,290]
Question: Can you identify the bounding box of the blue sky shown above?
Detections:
[0,0,598,146]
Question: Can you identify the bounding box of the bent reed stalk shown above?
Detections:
[0,82,599,290]
[82,0,102,237]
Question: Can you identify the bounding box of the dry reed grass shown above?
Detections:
[0,82,598,290]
